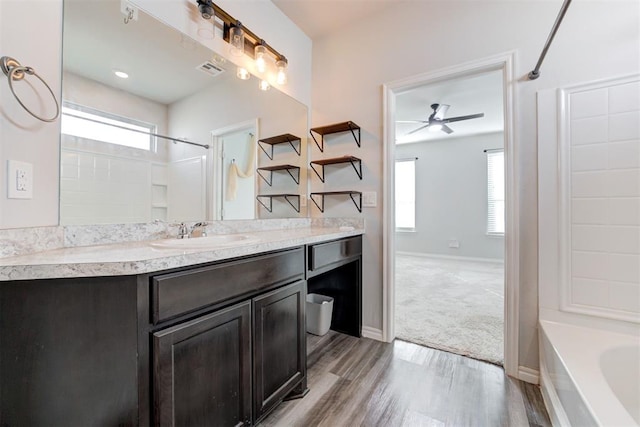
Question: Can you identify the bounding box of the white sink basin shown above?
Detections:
[149,234,258,250]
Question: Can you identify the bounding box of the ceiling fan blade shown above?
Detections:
[441,124,454,134]
[434,104,450,120]
[442,113,485,124]
[407,124,429,135]
[396,120,428,124]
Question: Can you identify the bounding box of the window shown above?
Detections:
[487,149,505,235]
[395,159,416,230]
[61,102,156,151]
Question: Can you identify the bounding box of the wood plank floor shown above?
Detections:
[260,332,550,427]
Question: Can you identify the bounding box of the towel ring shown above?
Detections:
[1,56,60,123]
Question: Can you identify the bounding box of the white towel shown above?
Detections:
[226,133,255,201]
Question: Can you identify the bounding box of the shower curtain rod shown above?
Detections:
[528,0,572,80]
[64,112,210,149]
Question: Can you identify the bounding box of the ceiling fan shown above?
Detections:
[398,103,485,135]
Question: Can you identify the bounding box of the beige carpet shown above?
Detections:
[395,253,504,365]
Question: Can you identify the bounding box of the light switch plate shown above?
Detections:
[7,160,33,199]
[362,191,377,208]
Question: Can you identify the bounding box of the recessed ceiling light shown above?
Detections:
[114,70,129,79]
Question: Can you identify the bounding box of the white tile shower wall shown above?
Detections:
[60,149,153,225]
[568,79,640,318]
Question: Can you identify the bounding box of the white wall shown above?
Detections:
[0,0,63,228]
[395,133,504,260]
[538,75,640,333]
[311,0,640,371]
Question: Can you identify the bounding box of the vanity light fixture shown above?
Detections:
[194,1,289,84]
[255,41,267,73]
[196,0,214,20]
[276,57,288,85]
[259,79,270,91]
[114,70,129,79]
[237,67,250,80]
[229,21,245,57]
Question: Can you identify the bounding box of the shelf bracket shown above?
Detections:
[349,158,362,180]
[256,169,273,186]
[284,195,301,212]
[347,122,361,148]
[257,141,275,161]
[349,192,363,213]
[309,162,325,183]
[256,194,300,213]
[309,193,325,212]
[286,168,300,184]
[256,195,273,212]
[309,131,322,153]
[309,192,362,213]
[286,136,301,156]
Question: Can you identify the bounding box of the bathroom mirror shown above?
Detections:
[60,0,308,225]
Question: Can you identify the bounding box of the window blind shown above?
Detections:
[395,159,416,230]
[487,150,505,235]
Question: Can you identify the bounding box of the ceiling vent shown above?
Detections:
[196,61,225,77]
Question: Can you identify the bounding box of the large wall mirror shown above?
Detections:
[61,0,308,225]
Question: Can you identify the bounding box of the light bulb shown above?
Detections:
[429,124,443,132]
[197,18,214,39]
[255,43,267,73]
[276,58,287,85]
[114,70,129,79]
[237,67,250,80]
[229,22,244,57]
[259,80,270,91]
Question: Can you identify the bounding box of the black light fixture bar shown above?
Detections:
[199,1,287,62]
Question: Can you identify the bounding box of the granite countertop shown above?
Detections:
[0,226,363,281]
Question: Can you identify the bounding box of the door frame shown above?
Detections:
[210,119,259,220]
[382,51,520,378]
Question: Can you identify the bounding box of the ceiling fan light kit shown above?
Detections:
[400,103,485,136]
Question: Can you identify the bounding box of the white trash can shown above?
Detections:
[306,293,334,336]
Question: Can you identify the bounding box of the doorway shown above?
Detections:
[382,52,520,376]
[210,120,258,220]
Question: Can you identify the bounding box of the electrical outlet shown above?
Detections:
[7,160,33,199]
[362,191,377,208]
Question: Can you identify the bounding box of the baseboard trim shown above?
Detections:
[540,363,570,427]
[361,326,384,341]
[395,251,504,264]
[518,366,540,384]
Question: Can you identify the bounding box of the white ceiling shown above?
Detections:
[395,70,505,144]
[271,0,399,39]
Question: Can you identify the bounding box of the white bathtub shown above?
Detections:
[540,320,640,427]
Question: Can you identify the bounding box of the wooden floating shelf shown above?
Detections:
[257,134,301,160]
[257,165,300,186]
[309,121,360,152]
[310,156,362,183]
[309,191,362,213]
[256,194,300,213]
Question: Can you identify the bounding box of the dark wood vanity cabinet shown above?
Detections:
[0,236,362,426]
[153,301,253,426]
[253,280,306,423]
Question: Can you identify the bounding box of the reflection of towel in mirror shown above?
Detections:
[226,133,255,201]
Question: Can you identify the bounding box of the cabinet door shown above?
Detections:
[153,301,252,427]
[253,280,306,422]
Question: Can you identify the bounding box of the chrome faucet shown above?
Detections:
[177,222,189,239]
[189,222,208,238]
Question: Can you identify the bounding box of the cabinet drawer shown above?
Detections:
[152,247,304,323]
[308,236,362,271]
